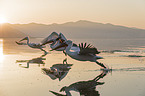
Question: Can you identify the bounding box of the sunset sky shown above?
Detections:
[0,0,145,29]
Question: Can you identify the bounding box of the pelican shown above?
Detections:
[53,40,107,69]
[50,70,108,96]
[19,36,47,54]
[41,32,67,51]
[41,32,79,55]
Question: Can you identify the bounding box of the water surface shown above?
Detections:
[0,38,145,96]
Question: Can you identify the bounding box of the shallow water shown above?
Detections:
[0,38,145,96]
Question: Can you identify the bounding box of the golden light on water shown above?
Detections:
[0,39,4,62]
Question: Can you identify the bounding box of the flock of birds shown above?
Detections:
[16,32,110,96]
[16,32,108,69]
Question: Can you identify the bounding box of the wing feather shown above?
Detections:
[84,43,87,48]
[41,32,58,44]
[79,43,100,55]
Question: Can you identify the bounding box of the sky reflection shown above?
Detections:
[0,39,4,62]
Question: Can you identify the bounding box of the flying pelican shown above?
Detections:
[53,40,107,69]
[19,36,47,54]
[50,70,108,96]
[41,32,67,51]
[41,32,79,55]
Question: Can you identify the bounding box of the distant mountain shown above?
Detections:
[8,20,145,39]
[0,23,27,38]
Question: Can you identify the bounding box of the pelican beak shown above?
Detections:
[42,40,54,45]
[97,51,101,54]
[97,82,105,85]
[96,56,104,59]
[50,43,68,51]
[19,37,28,42]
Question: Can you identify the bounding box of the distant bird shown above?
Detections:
[53,40,107,69]
[50,70,108,96]
[19,36,47,53]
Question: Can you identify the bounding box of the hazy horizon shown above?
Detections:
[3,20,145,30]
[0,0,145,29]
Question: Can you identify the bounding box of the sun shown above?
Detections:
[0,15,7,24]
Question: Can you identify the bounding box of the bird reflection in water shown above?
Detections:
[42,58,73,81]
[16,53,47,68]
[50,70,108,96]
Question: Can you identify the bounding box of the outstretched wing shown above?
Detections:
[79,43,100,55]
[41,32,59,44]
[58,33,67,42]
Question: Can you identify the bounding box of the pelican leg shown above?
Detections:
[63,58,67,64]
[93,68,109,82]
[40,48,48,55]
[93,71,105,81]
[63,50,67,56]
[19,62,29,68]
[26,62,29,68]
[95,61,106,69]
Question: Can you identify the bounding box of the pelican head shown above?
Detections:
[19,37,29,42]
[60,86,67,92]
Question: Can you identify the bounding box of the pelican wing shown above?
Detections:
[41,32,59,44]
[50,33,67,50]
[59,33,67,42]
[78,43,100,55]
[50,40,66,50]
